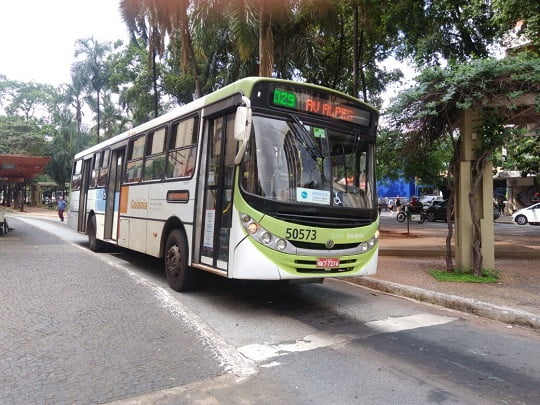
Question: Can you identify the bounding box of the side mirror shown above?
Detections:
[234,97,252,165]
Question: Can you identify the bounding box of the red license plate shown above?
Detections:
[316,257,340,268]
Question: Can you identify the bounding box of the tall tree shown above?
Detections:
[388,0,499,66]
[71,37,112,143]
[387,55,540,275]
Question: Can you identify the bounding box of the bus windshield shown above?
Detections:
[240,115,375,209]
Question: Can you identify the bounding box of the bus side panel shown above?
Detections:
[67,190,80,230]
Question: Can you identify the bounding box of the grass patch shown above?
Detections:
[429,267,499,283]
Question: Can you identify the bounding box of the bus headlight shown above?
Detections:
[247,222,259,234]
[240,213,293,254]
[261,232,272,244]
[360,242,369,253]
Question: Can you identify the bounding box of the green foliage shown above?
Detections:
[503,130,540,176]
[493,0,540,50]
[0,116,49,156]
[388,0,499,66]
[429,268,500,283]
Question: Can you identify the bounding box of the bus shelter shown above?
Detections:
[0,154,50,210]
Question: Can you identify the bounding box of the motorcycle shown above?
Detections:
[396,207,426,224]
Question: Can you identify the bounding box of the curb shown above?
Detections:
[379,248,540,259]
[347,277,540,330]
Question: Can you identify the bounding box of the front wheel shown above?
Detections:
[418,213,426,224]
[515,215,528,226]
[165,230,198,292]
[396,211,406,222]
[426,212,436,222]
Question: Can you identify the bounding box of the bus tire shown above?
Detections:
[165,230,197,292]
[87,216,103,252]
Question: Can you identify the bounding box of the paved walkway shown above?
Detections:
[349,213,540,330]
[3,205,540,330]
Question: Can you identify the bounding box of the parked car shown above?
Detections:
[512,203,540,225]
[425,200,449,222]
[418,195,444,210]
[426,200,501,222]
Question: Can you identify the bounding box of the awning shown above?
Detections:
[0,154,50,182]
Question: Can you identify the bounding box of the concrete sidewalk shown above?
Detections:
[349,215,540,330]
[4,205,540,330]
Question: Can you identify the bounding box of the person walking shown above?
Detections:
[57,196,67,222]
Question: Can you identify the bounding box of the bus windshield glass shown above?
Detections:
[240,115,375,209]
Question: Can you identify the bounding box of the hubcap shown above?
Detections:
[167,245,180,276]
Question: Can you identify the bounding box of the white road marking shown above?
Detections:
[239,314,456,362]
[365,313,456,333]
[68,243,259,381]
[239,331,353,362]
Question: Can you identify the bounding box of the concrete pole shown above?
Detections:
[455,108,496,270]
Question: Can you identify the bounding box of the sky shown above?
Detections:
[0,1,129,86]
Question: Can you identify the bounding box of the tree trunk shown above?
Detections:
[468,189,483,276]
[96,89,101,144]
[258,8,274,77]
[352,5,359,98]
[152,49,159,117]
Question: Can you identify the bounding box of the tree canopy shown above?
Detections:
[0,0,538,194]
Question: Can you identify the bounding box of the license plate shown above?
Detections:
[411,214,421,221]
[317,258,340,268]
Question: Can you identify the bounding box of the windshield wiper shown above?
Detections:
[287,114,324,160]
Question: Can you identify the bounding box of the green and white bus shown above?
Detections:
[69,77,380,291]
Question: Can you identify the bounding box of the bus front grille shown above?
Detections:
[273,212,373,228]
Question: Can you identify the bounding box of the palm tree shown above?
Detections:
[120,0,202,98]
[71,37,112,143]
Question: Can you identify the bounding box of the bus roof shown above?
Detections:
[74,77,377,160]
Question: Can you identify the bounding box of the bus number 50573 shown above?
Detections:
[285,228,317,241]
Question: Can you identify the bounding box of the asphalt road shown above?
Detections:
[1,215,539,404]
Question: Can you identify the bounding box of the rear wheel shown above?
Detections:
[396,211,406,222]
[165,230,198,292]
[515,215,528,225]
[87,216,103,252]
[426,212,436,222]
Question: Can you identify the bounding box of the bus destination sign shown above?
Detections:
[272,87,371,127]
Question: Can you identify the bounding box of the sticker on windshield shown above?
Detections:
[313,127,326,138]
[296,187,331,205]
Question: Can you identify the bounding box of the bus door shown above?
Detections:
[199,113,237,271]
[77,158,92,233]
[104,148,124,241]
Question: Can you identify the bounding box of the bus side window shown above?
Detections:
[166,117,198,178]
[97,149,110,187]
[143,127,167,181]
[124,136,145,183]
[90,153,100,188]
[71,160,82,190]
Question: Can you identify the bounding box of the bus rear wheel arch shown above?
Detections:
[164,229,198,291]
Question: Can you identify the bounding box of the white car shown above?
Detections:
[512,202,540,225]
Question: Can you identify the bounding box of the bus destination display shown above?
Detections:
[272,87,371,126]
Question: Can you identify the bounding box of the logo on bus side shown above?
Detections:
[131,200,148,210]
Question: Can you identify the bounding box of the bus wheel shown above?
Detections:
[87,216,103,252]
[165,230,197,292]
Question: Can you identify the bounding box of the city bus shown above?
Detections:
[69,77,380,291]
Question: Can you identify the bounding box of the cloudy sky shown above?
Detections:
[0,0,129,86]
